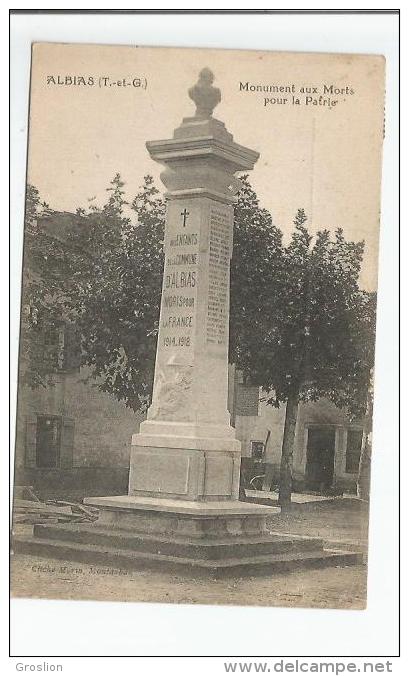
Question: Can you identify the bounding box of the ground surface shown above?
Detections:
[10,498,369,610]
[267,497,369,547]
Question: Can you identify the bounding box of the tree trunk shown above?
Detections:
[278,391,299,510]
[357,430,371,501]
[357,376,373,501]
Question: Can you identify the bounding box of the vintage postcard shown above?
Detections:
[11,43,385,610]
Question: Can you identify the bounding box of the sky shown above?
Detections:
[27,43,385,290]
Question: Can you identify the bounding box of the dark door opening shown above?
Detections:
[305,426,336,491]
[36,415,62,468]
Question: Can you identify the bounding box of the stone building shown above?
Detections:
[14,365,143,499]
[14,211,143,498]
[15,361,362,498]
[229,367,364,493]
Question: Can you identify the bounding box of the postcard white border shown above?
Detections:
[6,9,400,663]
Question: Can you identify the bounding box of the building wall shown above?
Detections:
[234,386,363,492]
[14,366,143,498]
[15,360,363,497]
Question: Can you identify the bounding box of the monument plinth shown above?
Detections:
[129,68,259,502]
[15,71,361,574]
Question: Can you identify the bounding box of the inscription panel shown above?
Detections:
[159,202,199,362]
[206,206,231,347]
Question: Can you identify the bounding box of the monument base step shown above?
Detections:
[81,495,281,539]
[32,523,326,558]
[12,523,363,576]
[11,496,363,575]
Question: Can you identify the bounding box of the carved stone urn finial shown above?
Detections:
[188,68,221,119]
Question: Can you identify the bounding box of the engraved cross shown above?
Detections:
[180,208,190,227]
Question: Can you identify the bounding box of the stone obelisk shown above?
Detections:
[128,68,259,502]
[20,70,359,572]
[84,70,281,543]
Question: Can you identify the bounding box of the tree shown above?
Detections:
[233,208,376,509]
[19,184,72,388]
[22,179,376,507]
[75,174,285,412]
[67,174,165,412]
[20,176,165,411]
[24,174,283,413]
[229,176,283,370]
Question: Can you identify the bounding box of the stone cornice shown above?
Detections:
[146,135,260,172]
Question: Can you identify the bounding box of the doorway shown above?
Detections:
[305,426,336,491]
[36,415,62,468]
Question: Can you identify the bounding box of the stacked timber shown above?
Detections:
[13,498,99,525]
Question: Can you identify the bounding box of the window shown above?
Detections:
[251,441,265,460]
[236,385,260,416]
[25,415,75,469]
[43,325,61,371]
[62,324,81,372]
[36,415,62,468]
[345,429,363,474]
[35,323,81,373]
